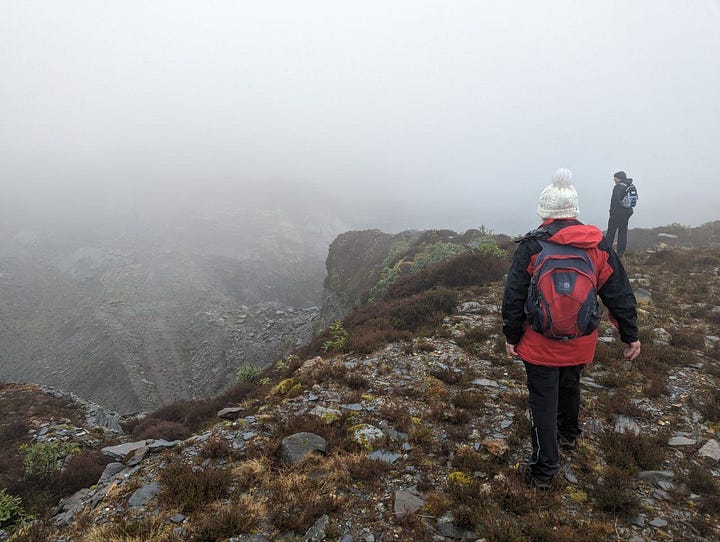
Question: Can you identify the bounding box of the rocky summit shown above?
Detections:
[1,225,719,542]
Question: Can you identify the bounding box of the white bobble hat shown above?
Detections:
[537,168,579,219]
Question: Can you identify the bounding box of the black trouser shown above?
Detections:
[606,212,631,256]
[523,361,585,479]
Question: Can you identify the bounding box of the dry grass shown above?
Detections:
[231,457,272,491]
[266,471,342,533]
[81,517,169,542]
[188,497,263,542]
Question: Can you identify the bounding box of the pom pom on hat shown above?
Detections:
[537,168,580,219]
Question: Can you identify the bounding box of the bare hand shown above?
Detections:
[624,340,641,361]
[505,342,518,357]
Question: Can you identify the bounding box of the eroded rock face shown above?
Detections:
[319,229,398,327]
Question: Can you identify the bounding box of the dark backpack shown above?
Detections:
[620,182,638,208]
[525,240,602,340]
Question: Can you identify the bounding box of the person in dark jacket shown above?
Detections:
[502,168,641,490]
[606,170,635,257]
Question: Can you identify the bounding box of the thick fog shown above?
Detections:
[2,0,719,237]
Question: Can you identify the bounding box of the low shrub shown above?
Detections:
[593,465,640,518]
[55,449,111,496]
[451,389,485,411]
[346,455,391,484]
[455,327,491,357]
[670,328,707,350]
[383,252,506,301]
[159,463,231,514]
[130,382,256,439]
[189,499,262,542]
[199,437,234,460]
[235,364,261,383]
[133,420,192,442]
[686,463,720,496]
[0,488,26,529]
[601,431,666,473]
[699,381,720,423]
[19,441,80,478]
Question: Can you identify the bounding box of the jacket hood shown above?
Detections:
[544,222,604,248]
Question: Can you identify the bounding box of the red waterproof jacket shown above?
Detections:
[502,219,638,367]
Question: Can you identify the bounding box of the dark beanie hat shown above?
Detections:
[613,171,627,181]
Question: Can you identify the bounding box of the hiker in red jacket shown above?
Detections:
[502,168,641,490]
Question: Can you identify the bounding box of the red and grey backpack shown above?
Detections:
[524,235,602,340]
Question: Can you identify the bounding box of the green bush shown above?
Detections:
[322,320,349,352]
[235,364,261,383]
[19,441,79,478]
[0,488,26,528]
[369,241,468,300]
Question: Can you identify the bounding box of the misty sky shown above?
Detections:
[2,0,719,236]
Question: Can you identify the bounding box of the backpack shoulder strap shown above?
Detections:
[516,220,571,243]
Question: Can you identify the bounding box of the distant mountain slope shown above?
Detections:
[0,204,344,414]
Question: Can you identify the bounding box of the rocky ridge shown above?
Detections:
[10,245,719,542]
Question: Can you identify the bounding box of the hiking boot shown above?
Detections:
[558,434,577,453]
[522,466,553,491]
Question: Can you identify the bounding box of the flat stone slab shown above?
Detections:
[368,449,402,464]
[102,439,179,462]
[101,440,152,460]
[147,439,180,451]
[218,407,244,419]
[394,490,425,516]
[698,439,720,461]
[668,436,697,446]
[471,378,499,388]
[639,471,675,484]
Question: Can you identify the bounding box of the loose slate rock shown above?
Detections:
[639,471,675,484]
[614,415,641,435]
[218,407,244,419]
[98,462,126,484]
[368,449,401,464]
[698,439,720,461]
[471,378,499,388]
[394,490,425,516]
[101,440,151,461]
[128,482,161,508]
[303,514,330,542]
[668,436,696,446]
[279,432,328,465]
[459,302,483,314]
